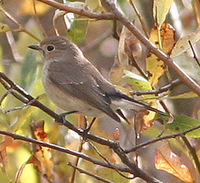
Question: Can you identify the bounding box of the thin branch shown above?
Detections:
[130,79,181,96]
[36,0,115,20]
[89,142,133,180]
[188,40,200,67]
[0,98,36,114]
[81,29,113,52]
[33,0,48,38]
[70,139,84,183]
[68,162,114,183]
[125,124,200,153]
[0,129,130,173]
[181,136,200,174]
[36,0,200,95]
[0,89,12,106]
[0,6,41,41]
[0,72,162,183]
[6,32,22,61]
[129,0,149,37]
[103,1,200,96]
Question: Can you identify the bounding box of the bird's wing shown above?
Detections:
[48,59,120,122]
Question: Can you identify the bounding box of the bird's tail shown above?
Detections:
[111,92,167,116]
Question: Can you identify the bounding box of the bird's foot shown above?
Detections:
[82,117,97,140]
[60,111,78,118]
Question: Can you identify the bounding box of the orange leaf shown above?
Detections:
[113,128,120,140]
[0,136,22,172]
[155,142,193,182]
[30,121,54,182]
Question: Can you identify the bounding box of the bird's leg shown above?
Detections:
[116,109,129,124]
[59,110,78,118]
[82,117,97,139]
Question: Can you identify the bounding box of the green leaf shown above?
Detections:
[10,106,34,131]
[124,70,152,91]
[124,70,156,100]
[21,51,37,91]
[67,19,88,44]
[169,92,198,99]
[159,115,200,138]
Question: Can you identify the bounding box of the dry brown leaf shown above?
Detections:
[113,128,120,140]
[0,136,22,173]
[0,137,10,173]
[110,26,142,84]
[155,141,193,183]
[30,121,54,182]
[134,108,157,134]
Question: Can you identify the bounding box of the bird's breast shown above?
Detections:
[42,65,104,117]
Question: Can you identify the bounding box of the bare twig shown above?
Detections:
[0,6,40,41]
[0,89,12,106]
[0,129,130,173]
[81,29,113,52]
[125,124,200,153]
[33,0,48,38]
[181,136,200,174]
[6,32,22,61]
[103,1,200,96]
[70,139,84,183]
[129,0,149,37]
[130,79,181,96]
[188,40,200,67]
[68,162,114,183]
[0,72,162,183]
[0,98,36,114]
[89,142,133,179]
[37,0,200,96]
[37,0,115,20]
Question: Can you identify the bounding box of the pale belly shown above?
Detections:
[42,72,104,117]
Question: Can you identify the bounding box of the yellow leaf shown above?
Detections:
[31,121,54,181]
[153,0,174,28]
[147,23,175,86]
[143,101,157,128]
[146,54,165,86]
[0,22,10,32]
[18,0,50,15]
[169,91,198,99]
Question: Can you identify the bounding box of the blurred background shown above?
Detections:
[0,0,200,182]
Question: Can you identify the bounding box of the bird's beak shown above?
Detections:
[28,44,42,51]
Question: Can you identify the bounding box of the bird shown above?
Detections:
[29,36,166,123]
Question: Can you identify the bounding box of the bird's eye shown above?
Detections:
[46,45,55,52]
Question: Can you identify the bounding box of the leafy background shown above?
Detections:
[0,0,200,182]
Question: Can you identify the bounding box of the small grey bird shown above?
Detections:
[29,36,166,123]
